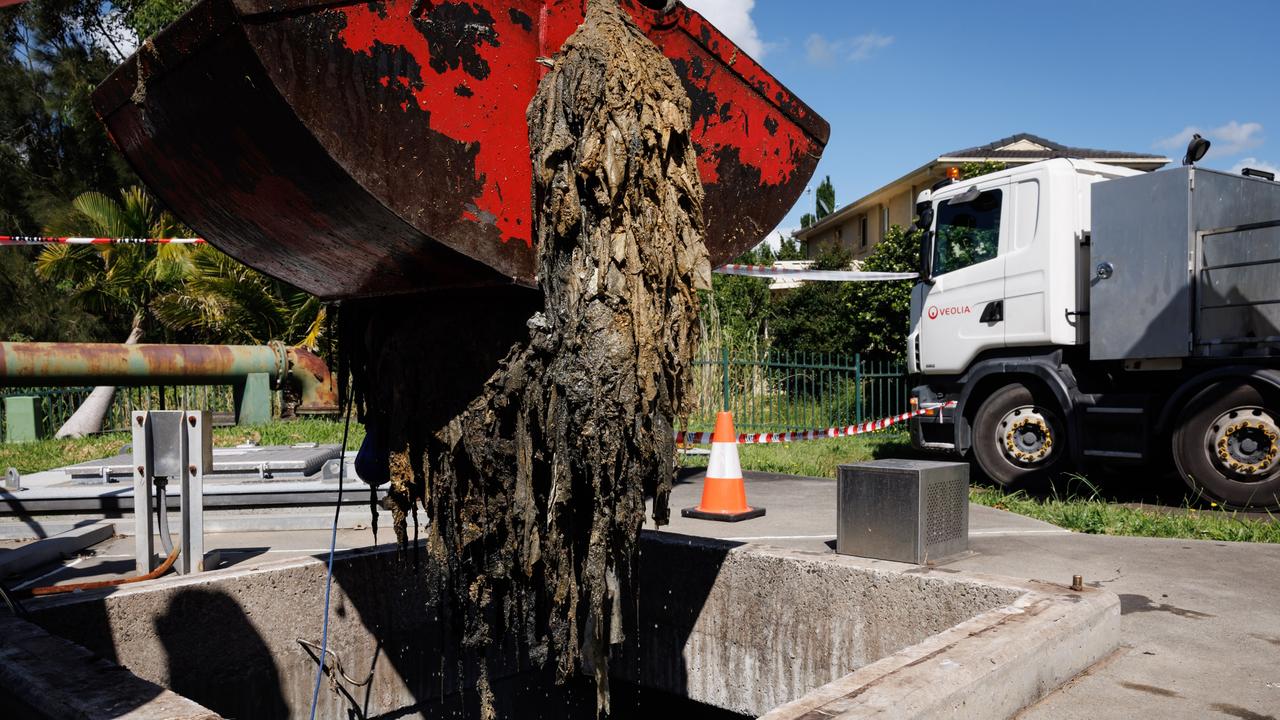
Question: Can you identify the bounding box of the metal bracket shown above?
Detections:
[131,410,213,575]
[1064,308,1090,326]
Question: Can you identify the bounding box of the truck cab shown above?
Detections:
[908,159,1139,375]
[906,158,1280,510]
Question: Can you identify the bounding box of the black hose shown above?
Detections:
[0,582,25,616]
[156,479,175,556]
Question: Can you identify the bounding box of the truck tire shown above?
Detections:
[1172,382,1280,510]
[972,383,1067,488]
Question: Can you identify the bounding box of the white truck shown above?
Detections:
[907,154,1280,509]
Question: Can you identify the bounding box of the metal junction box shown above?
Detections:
[1091,167,1280,360]
[836,459,969,564]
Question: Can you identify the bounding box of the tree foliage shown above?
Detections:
[844,224,920,358]
[770,226,918,360]
[767,244,852,356]
[36,186,327,347]
[152,244,327,347]
[706,241,773,354]
[0,247,106,341]
[776,232,804,260]
[37,186,191,338]
[2,1,324,347]
[815,175,835,219]
[960,160,1007,180]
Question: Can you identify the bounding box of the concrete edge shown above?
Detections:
[23,543,380,610]
[0,614,220,720]
[0,508,379,540]
[755,552,1120,720]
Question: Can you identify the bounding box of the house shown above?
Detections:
[795,133,1169,261]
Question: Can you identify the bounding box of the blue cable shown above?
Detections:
[309,398,353,720]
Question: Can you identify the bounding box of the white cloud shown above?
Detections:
[848,33,894,61]
[1230,157,1280,177]
[805,34,837,66]
[683,0,767,59]
[1156,121,1264,157]
[805,32,894,66]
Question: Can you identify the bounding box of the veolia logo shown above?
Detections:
[927,305,972,319]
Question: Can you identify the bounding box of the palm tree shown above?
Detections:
[35,186,326,435]
[38,185,325,347]
[151,244,326,348]
[36,186,193,340]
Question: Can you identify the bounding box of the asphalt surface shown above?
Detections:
[3,469,1278,719]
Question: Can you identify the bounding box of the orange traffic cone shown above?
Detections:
[682,411,765,522]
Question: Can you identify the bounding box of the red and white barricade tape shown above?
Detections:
[0,236,205,245]
[715,264,917,282]
[675,402,957,445]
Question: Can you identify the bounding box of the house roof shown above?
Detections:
[796,133,1170,240]
[938,133,1167,163]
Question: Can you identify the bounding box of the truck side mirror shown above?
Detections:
[915,203,934,281]
[918,229,934,281]
[915,206,933,231]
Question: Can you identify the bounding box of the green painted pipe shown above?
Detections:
[0,342,338,414]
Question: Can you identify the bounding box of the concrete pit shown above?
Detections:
[8,532,1117,719]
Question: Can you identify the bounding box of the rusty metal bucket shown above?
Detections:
[93,0,829,300]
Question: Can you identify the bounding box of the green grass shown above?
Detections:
[0,417,363,474]
[969,480,1280,544]
[8,422,1278,543]
[679,432,912,478]
[681,430,1279,544]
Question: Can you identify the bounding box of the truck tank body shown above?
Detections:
[1090,167,1280,361]
[91,0,829,300]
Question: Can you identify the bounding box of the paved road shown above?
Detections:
[653,471,1280,720]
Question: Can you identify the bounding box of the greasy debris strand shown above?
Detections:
[346,0,710,715]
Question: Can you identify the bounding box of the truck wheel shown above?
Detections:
[1172,382,1280,510]
[972,383,1067,488]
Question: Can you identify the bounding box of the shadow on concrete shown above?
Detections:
[17,529,744,719]
[154,588,290,718]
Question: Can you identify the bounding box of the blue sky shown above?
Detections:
[684,0,1280,243]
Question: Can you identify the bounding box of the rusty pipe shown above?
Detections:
[284,346,338,415]
[0,342,337,414]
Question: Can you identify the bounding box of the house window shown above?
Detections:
[836,228,843,243]
[882,206,890,234]
[859,216,868,248]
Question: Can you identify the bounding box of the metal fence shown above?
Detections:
[1,385,243,440]
[689,350,910,433]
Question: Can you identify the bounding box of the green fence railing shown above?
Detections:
[689,351,909,433]
[1,385,243,441]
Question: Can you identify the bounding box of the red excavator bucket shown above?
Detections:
[93,0,829,300]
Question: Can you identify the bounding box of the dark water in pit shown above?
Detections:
[611,682,752,720]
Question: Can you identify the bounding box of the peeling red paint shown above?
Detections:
[337,0,537,246]
[334,0,824,247]
[90,0,829,299]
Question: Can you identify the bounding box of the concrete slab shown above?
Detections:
[18,534,1116,720]
[0,521,114,579]
[0,614,217,719]
[653,471,1070,553]
[662,470,1280,720]
[4,528,379,592]
[4,467,1274,718]
[953,532,1280,720]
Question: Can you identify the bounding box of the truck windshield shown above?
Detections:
[934,188,1002,275]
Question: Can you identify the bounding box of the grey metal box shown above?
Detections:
[836,459,968,564]
[1091,167,1280,360]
